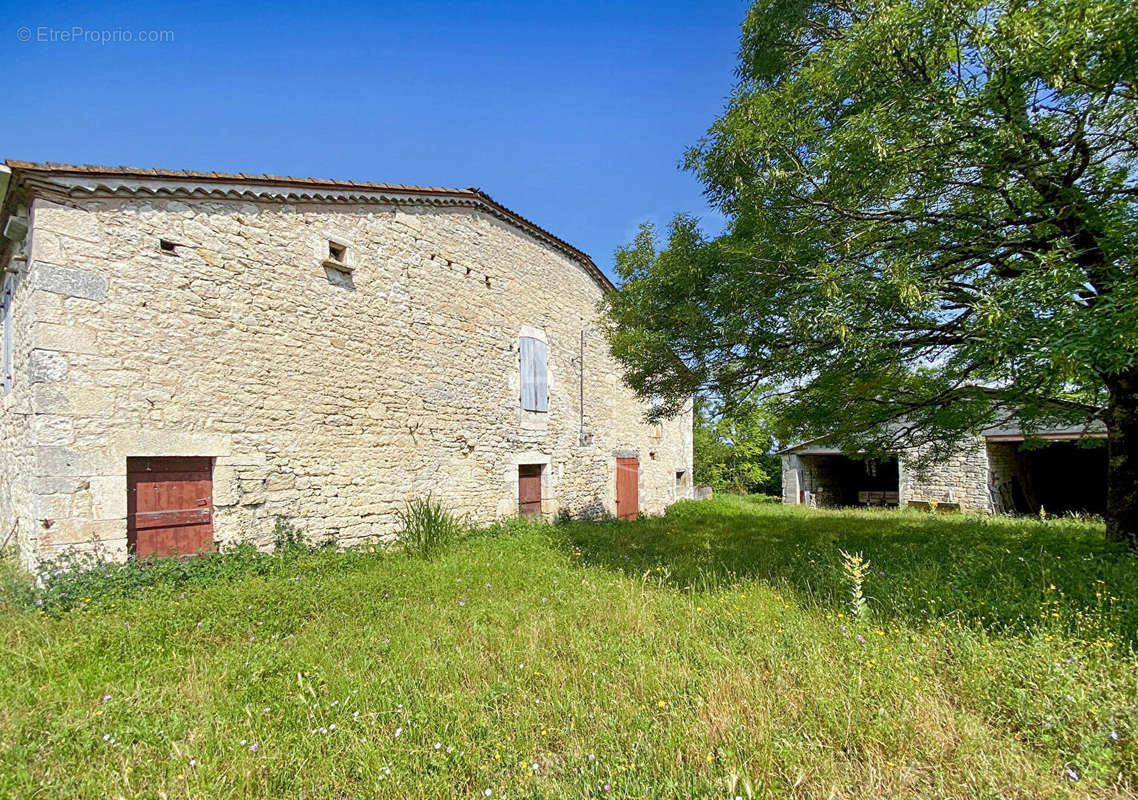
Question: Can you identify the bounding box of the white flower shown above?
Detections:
[329,724,336,731]
[434,742,441,750]
[240,739,247,746]
[102,734,110,741]
[484,790,492,797]
[394,727,402,738]
[189,759,197,767]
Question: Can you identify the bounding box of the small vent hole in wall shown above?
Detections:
[328,240,347,266]
[159,239,179,255]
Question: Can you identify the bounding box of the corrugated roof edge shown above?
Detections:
[6,160,614,291]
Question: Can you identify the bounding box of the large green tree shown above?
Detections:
[692,397,782,495]
[605,0,1138,540]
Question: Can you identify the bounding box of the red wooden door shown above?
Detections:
[616,458,639,520]
[127,457,215,559]
[518,464,543,515]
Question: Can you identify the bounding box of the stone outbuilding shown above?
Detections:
[781,424,1107,515]
[0,161,693,571]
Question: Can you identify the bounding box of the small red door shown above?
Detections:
[127,457,215,559]
[616,458,639,520]
[519,464,543,515]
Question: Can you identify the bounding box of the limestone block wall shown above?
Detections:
[0,248,38,566]
[898,440,993,512]
[5,192,692,571]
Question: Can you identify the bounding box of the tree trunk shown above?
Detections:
[1105,368,1138,546]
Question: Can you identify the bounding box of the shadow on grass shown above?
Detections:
[551,495,1138,646]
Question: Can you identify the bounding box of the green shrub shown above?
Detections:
[394,494,467,559]
[271,516,308,552]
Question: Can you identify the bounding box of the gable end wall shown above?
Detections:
[5,194,693,569]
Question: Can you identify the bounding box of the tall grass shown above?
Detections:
[394,494,467,559]
[1,497,1135,798]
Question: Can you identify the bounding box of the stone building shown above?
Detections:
[0,161,693,571]
[781,424,1107,515]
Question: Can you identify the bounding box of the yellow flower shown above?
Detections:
[657,700,668,708]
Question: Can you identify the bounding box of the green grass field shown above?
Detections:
[3,496,1138,798]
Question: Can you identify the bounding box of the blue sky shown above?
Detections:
[3,1,745,282]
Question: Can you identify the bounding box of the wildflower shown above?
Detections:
[459,600,466,607]
[603,784,611,792]
[394,727,403,738]
[196,621,203,627]
[240,739,247,746]
[1111,730,1121,741]
[248,743,258,752]
[329,724,336,731]
[1065,768,1079,781]
[857,634,865,644]
[102,734,110,741]
[102,694,111,702]
[434,742,442,750]
[484,790,492,797]
[189,759,197,767]
[657,700,667,708]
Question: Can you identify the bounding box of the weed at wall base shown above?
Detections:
[395,495,467,559]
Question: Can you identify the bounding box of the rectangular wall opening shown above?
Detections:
[799,454,899,507]
[988,440,1107,516]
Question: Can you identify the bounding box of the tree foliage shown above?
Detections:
[692,398,781,495]
[604,0,1138,537]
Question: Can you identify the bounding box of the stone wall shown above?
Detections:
[4,191,692,570]
[783,440,995,512]
[985,441,1019,514]
[898,440,992,512]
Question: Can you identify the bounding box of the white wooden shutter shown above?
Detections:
[520,336,548,412]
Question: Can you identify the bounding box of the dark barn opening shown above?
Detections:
[988,440,1107,516]
[801,454,900,507]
